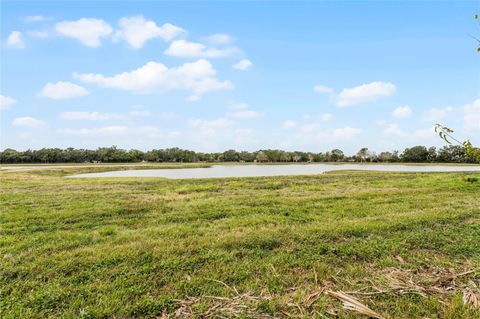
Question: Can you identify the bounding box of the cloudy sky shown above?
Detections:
[1,1,479,153]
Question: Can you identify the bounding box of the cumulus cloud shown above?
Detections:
[189,118,232,136]
[377,120,406,137]
[320,113,333,121]
[204,33,234,44]
[168,131,181,138]
[463,98,480,133]
[40,81,89,99]
[24,16,48,23]
[232,59,253,71]
[12,116,47,127]
[301,124,318,133]
[392,105,412,119]
[114,16,184,48]
[423,106,453,121]
[59,111,124,121]
[227,110,262,119]
[6,31,25,49]
[60,106,151,121]
[55,18,113,47]
[331,126,362,140]
[129,105,152,117]
[227,102,249,110]
[165,39,237,58]
[282,120,297,129]
[336,82,396,107]
[57,126,129,136]
[414,127,435,138]
[226,102,262,119]
[57,125,164,138]
[0,95,17,109]
[383,123,405,136]
[75,59,232,100]
[313,85,334,94]
[136,125,162,138]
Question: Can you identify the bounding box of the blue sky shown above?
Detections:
[1,1,479,154]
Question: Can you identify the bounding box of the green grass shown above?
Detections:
[1,166,479,318]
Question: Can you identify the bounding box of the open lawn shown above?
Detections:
[1,166,479,318]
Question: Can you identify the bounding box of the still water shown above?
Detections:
[66,164,480,179]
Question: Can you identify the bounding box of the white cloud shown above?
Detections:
[301,124,318,133]
[129,105,152,117]
[414,127,435,138]
[301,113,333,122]
[0,95,17,109]
[24,16,48,23]
[57,125,165,138]
[40,81,89,99]
[57,126,129,136]
[6,31,25,49]
[383,123,405,136]
[392,105,412,119]
[320,113,333,121]
[377,120,405,137]
[282,120,297,129]
[12,117,46,127]
[313,85,334,94]
[423,106,453,121]
[137,125,162,138]
[463,98,480,133]
[55,18,113,47]
[75,59,232,100]
[331,127,362,140]
[227,110,262,119]
[226,102,262,119]
[233,59,253,71]
[115,16,184,48]
[165,39,237,58]
[228,102,249,110]
[336,82,396,107]
[168,131,181,138]
[60,106,151,121]
[189,118,232,136]
[205,33,234,44]
[59,111,123,121]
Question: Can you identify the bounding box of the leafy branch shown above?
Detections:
[435,124,480,162]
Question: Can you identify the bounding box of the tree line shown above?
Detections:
[0,145,478,164]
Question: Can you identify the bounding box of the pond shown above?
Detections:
[66,164,480,179]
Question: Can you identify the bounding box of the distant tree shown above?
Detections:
[128,149,144,162]
[238,151,255,162]
[401,146,429,162]
[256,151,269,162]
[279,151,292,162]
[356,148,369,162]
[427,147,437,162]
[377,151,393,162]
[222,149,239,161]
[292,153,302,162]
[330,149,345,162]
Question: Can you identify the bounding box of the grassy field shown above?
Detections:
[1,166,479,318]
